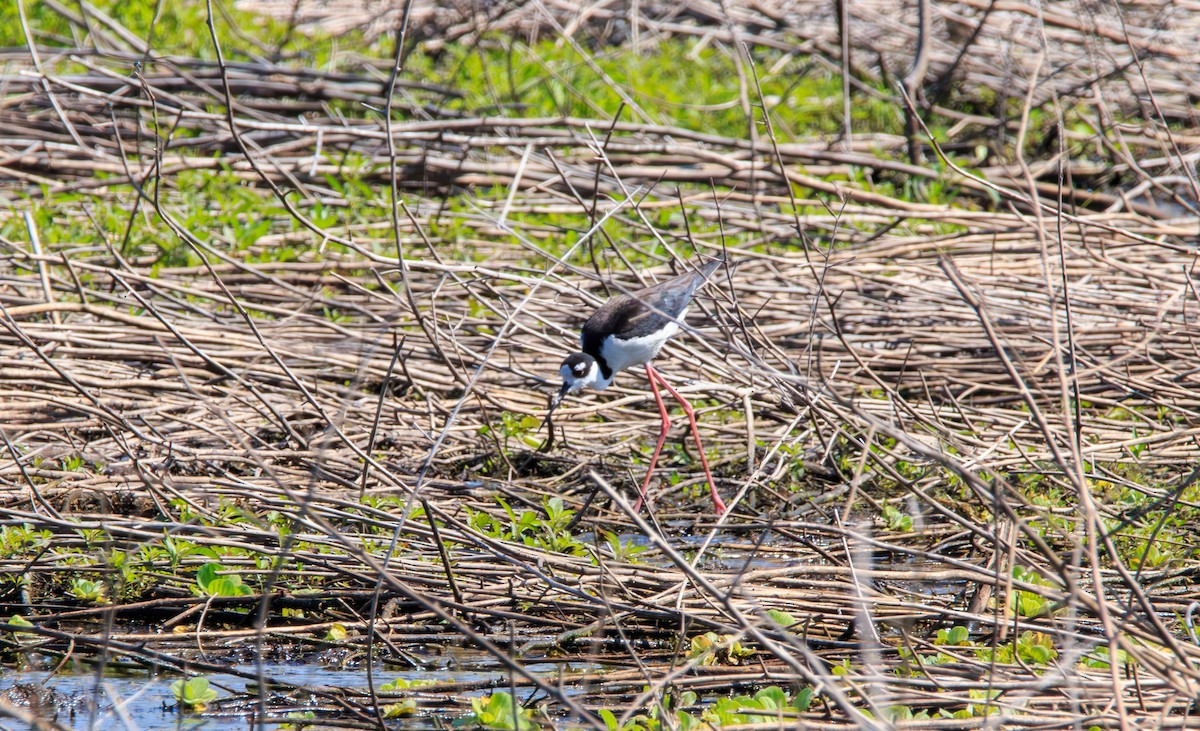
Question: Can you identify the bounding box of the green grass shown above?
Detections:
[5,1,924,143]
[426,37,900,138]
[1,0,305,60]
[2,0,991,275]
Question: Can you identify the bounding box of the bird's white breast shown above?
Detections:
[599,312,684,374]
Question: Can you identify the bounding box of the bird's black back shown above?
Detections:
[580,258,723,364]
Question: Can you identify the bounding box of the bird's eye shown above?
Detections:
[574,364,586,375]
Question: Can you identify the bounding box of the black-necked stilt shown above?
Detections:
[549,257,728,515]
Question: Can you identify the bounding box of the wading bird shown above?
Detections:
[548,257,727,514]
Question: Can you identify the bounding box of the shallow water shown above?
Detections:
[0,658,516,730]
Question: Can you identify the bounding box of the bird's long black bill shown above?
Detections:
[549,382,570,414]
[537,382,571,452]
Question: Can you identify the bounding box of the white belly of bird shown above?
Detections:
[600,318,681,374]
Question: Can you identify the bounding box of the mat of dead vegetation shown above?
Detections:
[1,0,1199,729]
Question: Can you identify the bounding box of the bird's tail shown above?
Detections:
[698,252,734,279]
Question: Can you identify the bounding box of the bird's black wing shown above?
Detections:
[581,260,721,348]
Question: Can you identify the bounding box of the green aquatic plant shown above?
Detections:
[598,531,649,564]
[4,615,38,644]
[706,686,808,724]
[686,631,755,666]
[69,578,107,604]
[969,628,1058,668]
[194,562,254,597]
[605,686,813,730]
[478,411,544,457]
[1009,566,1059,618]
[1080,645,1131,669]
[469,497,587,556]
[379,677,438,693]
[453,691,537,731]
[324,623,349,642]
[881,504,914,532]
[171,676,219,712]
[764,609,799,631]
[381,700,417,718]
[0,524,51,558]
[280,710,317,729]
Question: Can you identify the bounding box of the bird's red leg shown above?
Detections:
[634,363,673,513]
[645,363,727,515]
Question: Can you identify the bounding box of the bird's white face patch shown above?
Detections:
[560,358,609,392]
